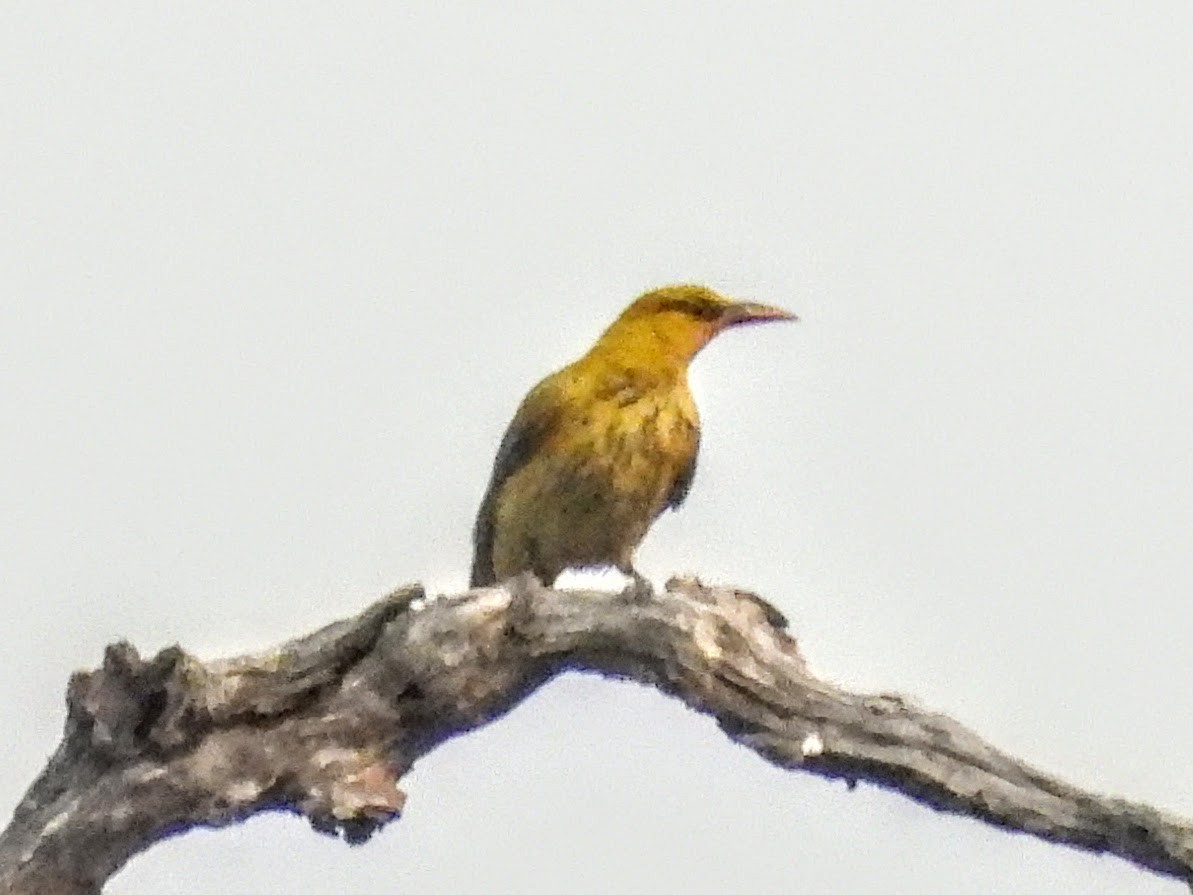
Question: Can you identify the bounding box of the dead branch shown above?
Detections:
[2,576,1190,894]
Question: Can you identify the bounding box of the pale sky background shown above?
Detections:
[3,4,1192,893]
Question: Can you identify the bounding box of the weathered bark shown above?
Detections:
[1,576,1190,893]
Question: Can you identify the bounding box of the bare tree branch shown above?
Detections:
[2,576,1191,893]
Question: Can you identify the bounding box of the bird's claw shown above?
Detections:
[624,571,655,602]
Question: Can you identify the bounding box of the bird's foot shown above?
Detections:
[623,570,655,603]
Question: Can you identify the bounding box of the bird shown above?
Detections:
[469,283,796,589]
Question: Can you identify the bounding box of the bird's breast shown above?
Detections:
[488,375,699,580]
[577,381,698,501]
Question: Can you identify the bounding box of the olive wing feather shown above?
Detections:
[664,427,699,511]
[470,378,563,586]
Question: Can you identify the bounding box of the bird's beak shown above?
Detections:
[721,301,798,327]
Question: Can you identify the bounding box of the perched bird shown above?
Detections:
[470,284,796,588]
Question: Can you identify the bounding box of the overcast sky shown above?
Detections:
[3,4,1192,893]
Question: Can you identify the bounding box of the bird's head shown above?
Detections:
[597,284,796,367]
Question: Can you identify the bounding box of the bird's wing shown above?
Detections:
[664,426,700,511]
[470,375,565,586]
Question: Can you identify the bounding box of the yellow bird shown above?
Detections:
[470,284,796,588]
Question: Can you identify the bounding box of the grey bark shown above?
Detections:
[1,576,1190,894]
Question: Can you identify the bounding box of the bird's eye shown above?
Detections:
[657,298,721,321]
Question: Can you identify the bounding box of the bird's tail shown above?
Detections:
[469,554,495,588]
[469,511,497,587]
